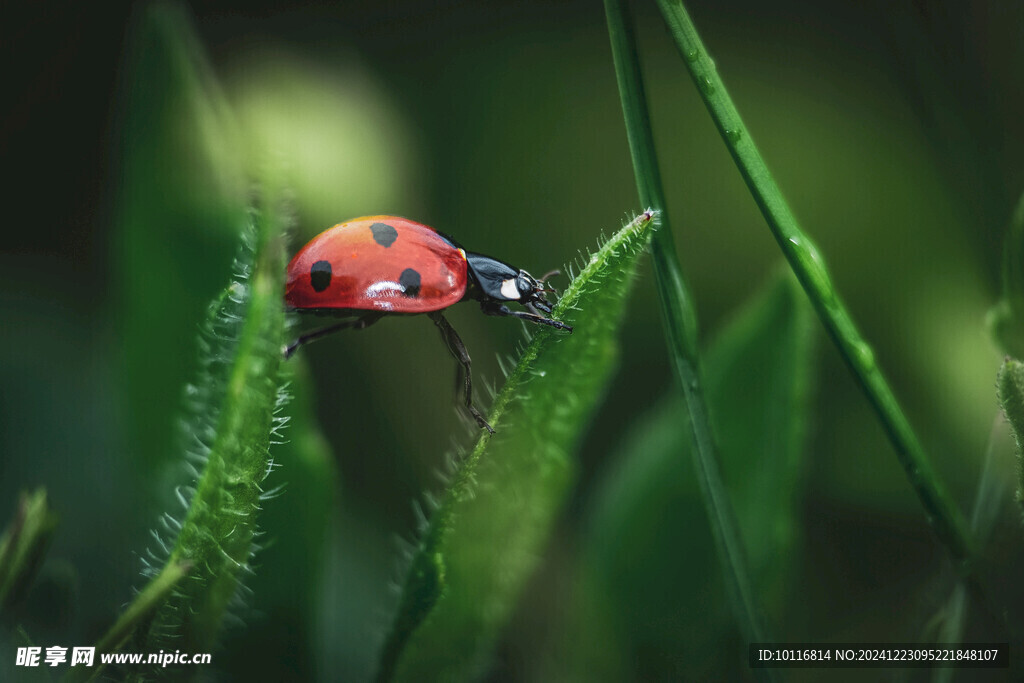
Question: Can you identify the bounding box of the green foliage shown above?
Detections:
[562,272,814,679]
[0,489,58,618]
[6,1,1022,680]
[378,210,657,682]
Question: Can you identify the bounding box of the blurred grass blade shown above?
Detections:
[654,0,975,565]
[987,192,1024,358]
[67,561,191,683]
[604,0,769,654]
[114,2,246,480]
[561,272,814,679]
[130,190,290,658]
[704,273,815,607]
[997,358,1024,511]
[97,561,191,654]
[0,489,59,616]
[377,210,657,682]
[931,416,1015,683]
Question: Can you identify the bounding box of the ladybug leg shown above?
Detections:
[284,313,382,359]
[428,312,495,434]
[480,302,573,333]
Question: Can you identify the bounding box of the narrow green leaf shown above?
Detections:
[997,358,1024,511]
[655,0,975,566]
[604,0,769,655]
[566,272,814,678]
[987,192,1024,358]
[0,489,59,617]
[377,210,657,682]
[131,192,290,658]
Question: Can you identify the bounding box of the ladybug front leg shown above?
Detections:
[479,301,573,333]
[284,313,383,359]
[428,312,495,434]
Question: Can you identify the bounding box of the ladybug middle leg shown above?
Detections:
[284,312,383,359]
[428,311,495,434]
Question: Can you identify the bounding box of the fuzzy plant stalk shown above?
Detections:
[654,0,975,566]
[127,197,290,660]
[604,0,771,656]
[377,210,658,682]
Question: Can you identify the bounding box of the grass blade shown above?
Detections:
[654,0,975,565]
[377,210,657,682]
[604,0,770,654]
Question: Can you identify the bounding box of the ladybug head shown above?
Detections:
[513,269,558,313]
[465,253,559,311]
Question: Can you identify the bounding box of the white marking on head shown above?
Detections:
[500,278,520,300]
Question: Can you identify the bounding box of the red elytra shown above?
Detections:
[284,215,572,433]
[285,216,468,313]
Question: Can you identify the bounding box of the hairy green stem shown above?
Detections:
[604,0,769,654]
[378,210,656,682]
[655,0,974,565]
[135,195,289,662]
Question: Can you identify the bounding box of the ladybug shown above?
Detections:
[284,215,572,433]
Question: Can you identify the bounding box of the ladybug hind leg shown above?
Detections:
[284,312,383,359]
[429,312,495,434]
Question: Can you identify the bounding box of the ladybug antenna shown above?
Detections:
[536,269,563,296]
[538,269,561,284]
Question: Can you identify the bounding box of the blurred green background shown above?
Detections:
[2,0,1023,680]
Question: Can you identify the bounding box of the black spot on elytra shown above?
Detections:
[399,268,421,297]
[310,260,332,292]
[370,222,398,247]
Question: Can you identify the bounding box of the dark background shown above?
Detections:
[3,0,1022,680]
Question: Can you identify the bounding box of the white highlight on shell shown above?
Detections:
[500,278,520,300]
[365,281,404,297]
[366,281,403,310]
